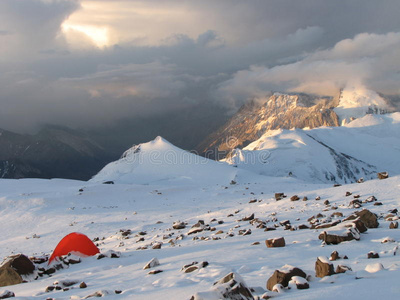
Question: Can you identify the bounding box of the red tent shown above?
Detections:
[48,232,100,264]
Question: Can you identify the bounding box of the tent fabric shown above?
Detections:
[48,232,100,264]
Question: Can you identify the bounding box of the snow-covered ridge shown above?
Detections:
[225,113,400,184]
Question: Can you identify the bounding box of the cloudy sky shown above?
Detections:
[1,0,400,132]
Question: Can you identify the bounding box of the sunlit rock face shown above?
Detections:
[197,93,340,159]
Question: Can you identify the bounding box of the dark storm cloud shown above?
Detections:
[0,0,400,132]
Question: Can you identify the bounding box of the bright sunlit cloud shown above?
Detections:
[62,23,109,48]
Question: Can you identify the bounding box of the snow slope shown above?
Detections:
[226,113,400,184]
[0,172,400,299]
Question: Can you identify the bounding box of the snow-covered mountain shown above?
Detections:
[335,87,393,124]
[92,136,266,186]
[197,93,340,159]
[225,113,400,184]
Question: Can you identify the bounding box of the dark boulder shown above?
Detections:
[0,290,15,299]
[265,237,285,248]
[0,254,35,287]
[266,267,306,291]
[367,251,379,259]
[319,228,360,245]
[191,272,254,300]
[336,265,352,274]
[315,257,335,278]
[389,221,398,229]
[275,193,286,201]
[355,209,379,228]
[377,172,389,180]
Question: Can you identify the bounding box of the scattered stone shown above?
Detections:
[331,212,343,218]
[279,220,290,226]
[45,286,55,292]
[266,266,307,291]
[102,181,114,184]
[264,227,276,232]
[333,184,341,187]
[191,272,255,299]
[172,222,186,230]
[298,224,309,230]
[319,228,360,245]
[265,237,286,248]
[381,237,395,244]
[377,172,389,180]
[181,261,208,273]
[345,192,352,197]
[143,258,160,270]
[97,250,120,259]
[188,221,207,235]
[315,257,335,278]
[54,280,78,287]
[251,242,260,245]
[275,193,286,201]
[315,220,341,229]
[302,196,308,201]
[336,265,352,274]
[289,276,309,289]
[148,270,163,275]
[84,290,111,298]
[0,290,15,299]
[315,196,321,200]
[374,202,383,206]
[353,194,361,199]
[79,282,87,289]
[389,221,398,229]
[329,251,340,261]
[349,199,362,208]
[214,272,253,300]
[242,213,255,221]
[367,251,379,259]
[324,200,330,206]
[357,178,364,183]
[389,208,398,214]
[290,195,300,201]
[152,243,162,250]
[249,199,257,204]
[365,196,377,203]
[238,229,252,236]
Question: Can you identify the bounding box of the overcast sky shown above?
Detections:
[1,0,400,132]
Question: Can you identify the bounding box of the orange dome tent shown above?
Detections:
[48,232,100,264]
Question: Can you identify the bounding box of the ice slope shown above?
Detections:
[225,113,400,184]
[0,173,400,299]
[91,136,265,186]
